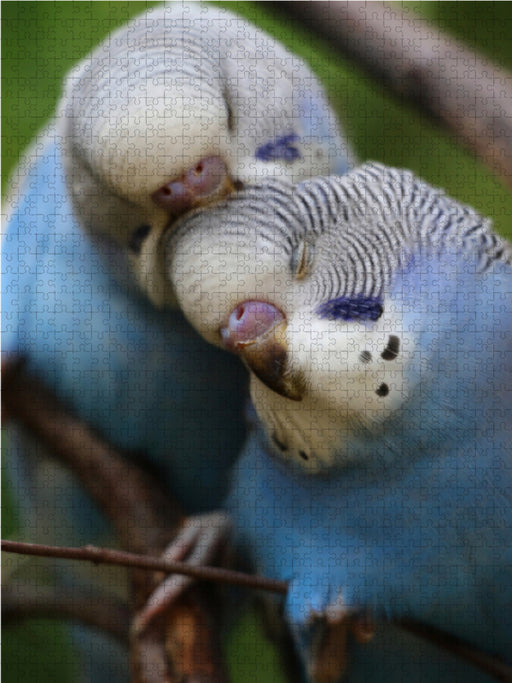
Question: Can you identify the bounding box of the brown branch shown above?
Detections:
[1,539,288,595]
[2,356,228,683]
[275,1,512,191]
[400,620,512,683]
[3,539,512,683]
[1,355,183,555]
[2,582,130,644]
[4,358,511,682]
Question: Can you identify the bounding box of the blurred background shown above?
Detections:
[2,2,512,681]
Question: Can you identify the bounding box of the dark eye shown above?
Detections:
[225,99,234,133]
[128,224,151,254]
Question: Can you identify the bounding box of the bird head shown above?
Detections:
[57,3,351,307]
[168,163,509,471]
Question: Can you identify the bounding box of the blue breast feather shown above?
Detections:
[226,248,512,671]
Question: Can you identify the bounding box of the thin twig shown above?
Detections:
[4,360,511,682]
[276,1,512,191]
[1,355,183,555]
[3,538,512,683]
[400,620,512,683]
[1,539,288,595]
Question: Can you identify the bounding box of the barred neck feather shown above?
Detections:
[171,163,511,307]
[295,163,512,302]
[168,165,511,345]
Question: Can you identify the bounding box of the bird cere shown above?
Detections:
[3,1,512,682]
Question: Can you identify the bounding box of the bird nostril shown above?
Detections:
[235,305,245,321]
[151,180,190,213]
[194,162,204,175]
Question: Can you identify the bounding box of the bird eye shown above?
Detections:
[225,99,235,133]
[360,350,372,364]
[272,433,288,452]
[291,238,315,280]
[128,224,151,254]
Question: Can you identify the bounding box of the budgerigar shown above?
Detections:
[168,164,512,682]
[2,3,353,679]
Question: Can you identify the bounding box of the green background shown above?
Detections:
[2,2,512,681]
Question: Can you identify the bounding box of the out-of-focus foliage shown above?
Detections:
[2,3,511,682]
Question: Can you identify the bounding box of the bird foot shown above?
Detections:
[132,511,232,636]
[308,606,375,683]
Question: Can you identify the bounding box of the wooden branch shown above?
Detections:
[276,1,512,191]
[400,620,512,683]
[2,356,228,683]
[1,539,288,595]
[2,582,130,644]
[1,355,182,555]
[4,358,511,682]
[4,539,512,682]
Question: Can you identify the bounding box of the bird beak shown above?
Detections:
[220,301,305,401]
[151,155,236,218]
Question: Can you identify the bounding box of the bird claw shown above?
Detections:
[307,605,375,683]
[132,511,232,636]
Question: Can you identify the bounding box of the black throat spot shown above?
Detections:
[381,335,400,361]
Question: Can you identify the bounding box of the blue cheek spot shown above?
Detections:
[316,295,383,322]
[255,133,301,162]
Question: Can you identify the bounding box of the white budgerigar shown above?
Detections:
[168,164,512,682]
[2,3,353,679]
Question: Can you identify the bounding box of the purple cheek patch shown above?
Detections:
[255,133,301,162]
[315,295,383,322]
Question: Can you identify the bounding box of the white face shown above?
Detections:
[171,228,421,471]
[168,211,300,346]
[250,298,419,473]
[169,164,508,473]
[168,181,424,473]
[57,3,349,307]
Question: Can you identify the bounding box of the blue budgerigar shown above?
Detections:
[2,2,353,679]
[168,164,512,682]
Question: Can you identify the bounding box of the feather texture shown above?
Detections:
[2,4,353,679]
[170,164,512,681]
